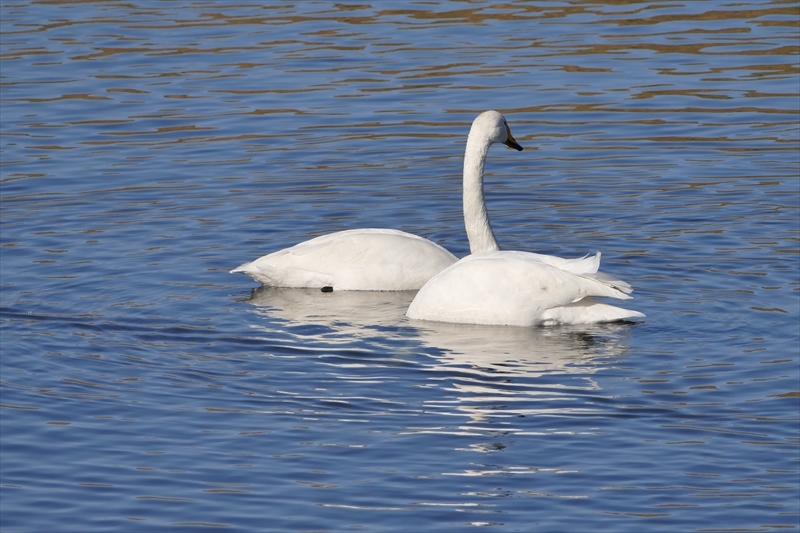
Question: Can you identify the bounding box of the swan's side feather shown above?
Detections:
[517,251,633,294]
[520,250,635,294]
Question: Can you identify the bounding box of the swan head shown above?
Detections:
[472,110,523,151]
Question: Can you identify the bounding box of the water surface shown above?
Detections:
[1,1,798,532]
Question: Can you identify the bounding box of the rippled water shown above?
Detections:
[1,1,798,532]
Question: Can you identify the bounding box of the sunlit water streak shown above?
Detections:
[1,1,798,532]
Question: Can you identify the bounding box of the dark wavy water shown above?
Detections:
[1,1,798,532]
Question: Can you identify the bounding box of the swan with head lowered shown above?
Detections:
[231,227,456,291]
[406,110,645,326]
[231,114,520,291]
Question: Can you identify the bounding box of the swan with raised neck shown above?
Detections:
[407,111,644,326]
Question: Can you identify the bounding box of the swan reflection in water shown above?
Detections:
[245,286,415,330]
[242,287,634,425]
[244,287,632,361]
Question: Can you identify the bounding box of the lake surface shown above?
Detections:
[1,1,798,532]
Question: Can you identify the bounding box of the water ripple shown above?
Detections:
[2,2,797,532]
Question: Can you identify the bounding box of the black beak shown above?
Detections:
[503,124,523,151]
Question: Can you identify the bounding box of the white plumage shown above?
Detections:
[406,111,644,326]
[231,228,456,291]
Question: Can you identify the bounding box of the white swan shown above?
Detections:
[406,110,644,326]
[231,228,457,291]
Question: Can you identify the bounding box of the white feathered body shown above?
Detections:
[232,110,644,325]
[231,228,457,291]
[406,250,644,326]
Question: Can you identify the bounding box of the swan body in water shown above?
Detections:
[231,228,456,291]
[406,110,644,326]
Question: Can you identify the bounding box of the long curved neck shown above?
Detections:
[463,132,499,254]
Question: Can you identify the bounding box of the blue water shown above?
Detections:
[1,1,798,532]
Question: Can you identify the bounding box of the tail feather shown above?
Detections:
[583,271,634,295]
[230,260,332,288]
[576,274,634,301]
[230,262,252,274]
